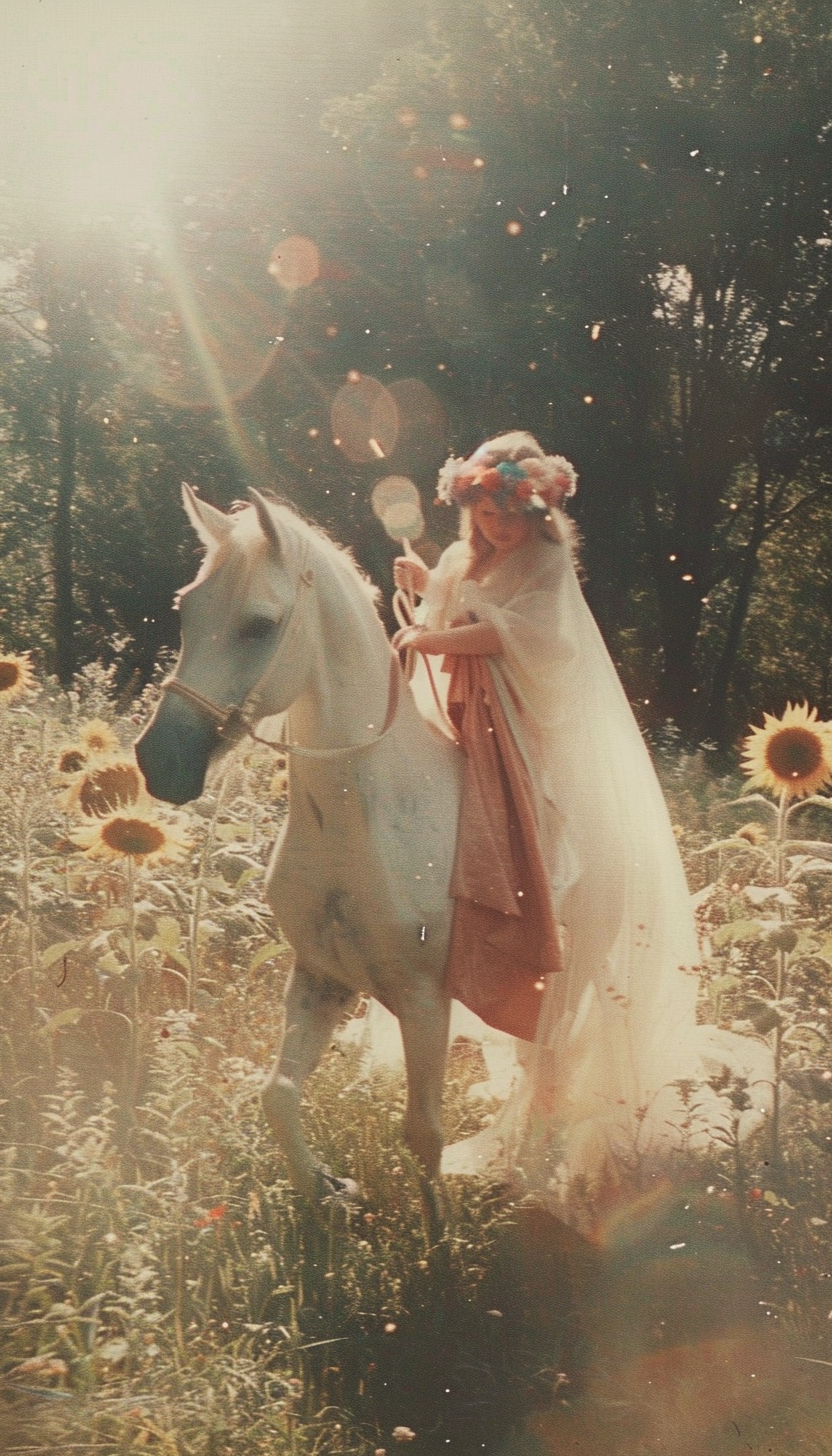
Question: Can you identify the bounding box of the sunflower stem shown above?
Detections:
[126,855,139,1022]
[187,768,230,1013]
[19,799,37,1001]
[769,787,790,1167]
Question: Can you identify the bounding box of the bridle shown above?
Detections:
[161,553,404,761]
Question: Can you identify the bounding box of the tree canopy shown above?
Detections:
[0,0,830,744]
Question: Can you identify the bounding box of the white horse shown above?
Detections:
[136,486,469,1215]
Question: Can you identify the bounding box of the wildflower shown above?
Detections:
[194,1203,228,1228]
[0,650,35,703]
[79,718,119,757]
[742,701,832,800]
[73,808,190,865]
[65,758,144,817]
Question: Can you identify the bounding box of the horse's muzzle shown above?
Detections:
[134,707,216,806]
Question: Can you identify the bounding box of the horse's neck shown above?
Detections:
[287,558,394,751]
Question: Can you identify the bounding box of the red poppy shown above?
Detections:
[194,1203,228,1227]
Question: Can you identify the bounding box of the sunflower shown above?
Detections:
[0,651,35,704]
[56,746,88,775]
[64,758,144,818]
[735,821,768,845]
[742,701,832,800]
[74,809,191,865]
[79,719,120,757]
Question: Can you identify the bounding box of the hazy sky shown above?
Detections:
[0,0,422,226]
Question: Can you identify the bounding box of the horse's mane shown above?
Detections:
[234,494,382,608]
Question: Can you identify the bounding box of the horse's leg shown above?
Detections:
[261,964,357,1202]
[396,987,451,1243]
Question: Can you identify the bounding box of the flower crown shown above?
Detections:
[435,449,578,512]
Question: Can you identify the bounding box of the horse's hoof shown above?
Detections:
[318,1171,361,1205]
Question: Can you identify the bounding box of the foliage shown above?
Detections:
[0,675,830,1451]
[323,0,832,739]
[1,0,831,737]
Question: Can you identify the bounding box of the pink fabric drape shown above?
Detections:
[444,654,563,1040]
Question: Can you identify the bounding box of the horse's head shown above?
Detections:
[135,486,309,804]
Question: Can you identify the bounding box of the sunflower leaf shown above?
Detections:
[249,940,286,973]
[39,1007,84,1034]
[727,795,779,815]
[40,937,87,969]
[784,841,832,861]
[743,885,796,905]
[96,951,127,975]
[786,795,832,818]
[712,918,763,947]
[99,908,128,927]
[709,973,742,995]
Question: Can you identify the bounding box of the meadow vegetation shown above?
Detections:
[2,664,832,1455]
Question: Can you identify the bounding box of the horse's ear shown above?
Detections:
[181,483,233,548]
[248,488,283,559]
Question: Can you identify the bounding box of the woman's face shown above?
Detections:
[471,496,535,556]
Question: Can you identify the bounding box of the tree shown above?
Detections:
[0,238,120,682]
[429,0,832,738]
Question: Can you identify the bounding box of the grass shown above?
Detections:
[1,674,832,1454]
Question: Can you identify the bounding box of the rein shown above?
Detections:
[392,587,460,743]
[161,554,404,761]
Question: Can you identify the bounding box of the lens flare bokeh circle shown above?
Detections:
[330,376,399,463]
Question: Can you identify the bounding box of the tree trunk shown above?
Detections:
[634,465,710,738]
[702,465,770,749]
[55,380,78,686]
[654,575,705,733]
[702,529,765,749]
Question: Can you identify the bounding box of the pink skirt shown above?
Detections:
[444,654,563,1040]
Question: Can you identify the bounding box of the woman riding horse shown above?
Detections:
[135,431,771,1217]
[391,430,771,1197]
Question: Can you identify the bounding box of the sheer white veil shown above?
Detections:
[437,536,773,1202]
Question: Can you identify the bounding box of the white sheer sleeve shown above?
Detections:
[421,538,471,630]
[455,544,577,730]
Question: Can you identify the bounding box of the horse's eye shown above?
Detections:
[239,616,276,642]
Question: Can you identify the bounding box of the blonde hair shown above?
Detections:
[457,431,580,576]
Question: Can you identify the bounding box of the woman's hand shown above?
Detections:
[391,621,502,657]
[393,555,429,596]
[392,624,432,653]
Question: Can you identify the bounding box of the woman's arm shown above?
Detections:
[391,620,502,656]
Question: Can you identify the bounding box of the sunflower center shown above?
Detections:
[0,662,22,691]
[101,817,166,857]
[58,749,87,774]
[80,764,142,817]
[765,726,824,782]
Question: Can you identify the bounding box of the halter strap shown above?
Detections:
[161,555,404,760]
